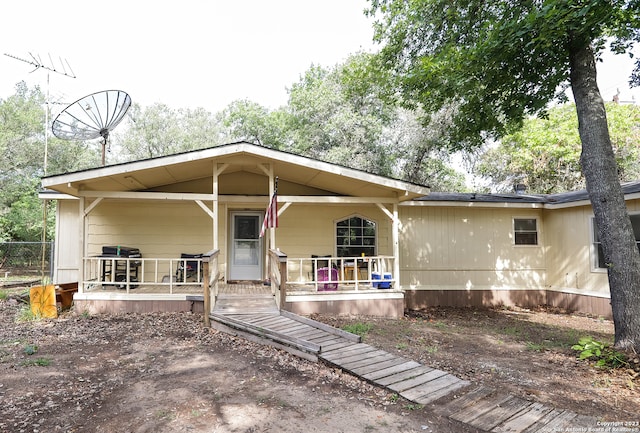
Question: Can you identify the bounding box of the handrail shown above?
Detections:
[202,249,220,327]
[285,255,395,291]
[268,249,287,309]
[82,256,210,293]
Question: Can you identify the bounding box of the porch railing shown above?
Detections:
[268,249,288,308]
[286,255,395,291]
[82,256,211,293]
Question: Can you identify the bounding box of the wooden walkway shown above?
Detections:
[209,293,599,432]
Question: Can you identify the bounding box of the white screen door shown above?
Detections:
[228,212,262,281]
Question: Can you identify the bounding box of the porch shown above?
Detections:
[73,250,404,317]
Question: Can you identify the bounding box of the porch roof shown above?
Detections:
[41,141,429,201]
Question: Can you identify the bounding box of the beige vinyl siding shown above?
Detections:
[54,199,81,284]
[86,201,214,281]
[275,204,393,259]
[399,206,546,290]
[543,206,599,293]
[83,200,392,282]
[151,171,333,196]
[86,201,213,256]
[545,199,640,296]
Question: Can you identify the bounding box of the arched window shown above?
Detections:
[336,216,376,257]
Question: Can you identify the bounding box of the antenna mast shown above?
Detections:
[5,52,76,282]
[4,52,76,174]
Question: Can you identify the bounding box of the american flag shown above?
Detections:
[259,187,278,238]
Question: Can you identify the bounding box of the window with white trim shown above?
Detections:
[336,216,376,257]
[514,218,538,245]
[592,214,640,269]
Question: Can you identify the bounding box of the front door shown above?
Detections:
[228,212,263,281]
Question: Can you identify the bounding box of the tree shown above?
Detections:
[385,108,468,191]
[368,0,640,351]
[287,59,393,174]
[476,102,640,193]
[0,82,99,241]
[219,54,468,189]
[117,103,223,161]
[221,99,293,149]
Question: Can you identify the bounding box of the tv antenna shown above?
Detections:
[52,90,132,166]
[4,52,76,78]
[4,52,76,175]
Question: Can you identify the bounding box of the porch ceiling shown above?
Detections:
[41,142,429,200]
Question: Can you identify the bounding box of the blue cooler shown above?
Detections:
[372,272,392,289]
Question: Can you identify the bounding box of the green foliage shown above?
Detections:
[342,322,373,338]
[222,99,293,149]
[155,409,176,420]
[0,177,55,241]
[286,57,394,175]
[525,341,547,352]
[475,103,640,193]
[572,336,629,369]
[385,108,469,191]
[21,343,49,366]
[23,343,38,355]
[425,345,438,354]
[117,103,224,161]
[16,305,37,322]
[21,357,51,367]
[0,82,100,242]
[220,54,467,191]
[367,0,640,148]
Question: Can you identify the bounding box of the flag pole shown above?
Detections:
[270,177,278,249]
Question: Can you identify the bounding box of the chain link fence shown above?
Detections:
[0,242,54,280]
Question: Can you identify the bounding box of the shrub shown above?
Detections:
[342,322,373,338]
[572,336,628,369]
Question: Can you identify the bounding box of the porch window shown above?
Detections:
[592,214,640,269]
[514,218,538,245]
[336,216,376,257]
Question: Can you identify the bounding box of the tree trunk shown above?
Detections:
[569,42,640,352]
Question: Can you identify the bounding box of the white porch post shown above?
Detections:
[78,197,85,294]
[393,202,400,288]
[258,163,276,250]
[268,175,276,250]
[213,163,229,251]
[213,163,219,250]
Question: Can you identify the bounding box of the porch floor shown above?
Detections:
[82,281,273,295]
[82,281,395,295]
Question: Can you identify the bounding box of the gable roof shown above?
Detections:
[41,141,430,201]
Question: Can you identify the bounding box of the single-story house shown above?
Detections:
[40,141,636,319]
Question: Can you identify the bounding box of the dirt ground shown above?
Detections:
[313,306,640,420]
[1,292,639,433]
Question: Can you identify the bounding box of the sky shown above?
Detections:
[1,0,639,120]
[1,0,377,116]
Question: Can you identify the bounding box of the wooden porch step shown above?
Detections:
[213,294,279,314]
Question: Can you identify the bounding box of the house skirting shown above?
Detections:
[284,290,405,318]
[72,293,204,315]
[71,287,612,320]
[403,287,612,319]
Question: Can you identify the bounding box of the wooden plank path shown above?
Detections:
[209,296,599,432]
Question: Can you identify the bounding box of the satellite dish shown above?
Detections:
[52,90,131,166]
